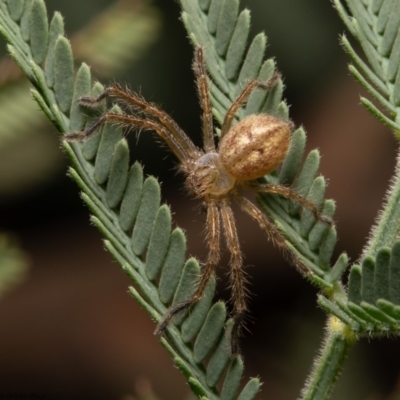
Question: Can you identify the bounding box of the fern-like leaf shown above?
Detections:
[0,0,161,151]
[0,0,351,399]
[320,241,400,334]
[0,1,260,398]
[329,0,400,336]
[334,0,400,131]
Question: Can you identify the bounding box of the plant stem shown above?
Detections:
[300,317,356,400]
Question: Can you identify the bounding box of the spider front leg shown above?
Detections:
[155,201,221,337]
[68,84,200,161]
[79,85,192,146]
[221,73,281,137]
[192,46,215,152]
[65,112,196,164]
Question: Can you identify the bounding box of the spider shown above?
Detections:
[67,46,329,355]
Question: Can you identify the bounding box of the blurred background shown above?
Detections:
[0,0,399,399]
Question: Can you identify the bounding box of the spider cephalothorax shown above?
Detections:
[67,46,328,355]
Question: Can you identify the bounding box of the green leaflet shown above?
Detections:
[94,105,123,184]
[45,12,64,88]
[206,319,233,387]
[20,0,31,41]
[278,127,306,185]
[321,243,400,334]
[7,0,24,21]
[70,63,91,132]
[225,10,250,80]
[158,228,186,304]
[0,0,366,398]
[131,177,161,255]
[193,302,226,363]
[106,139,130,209]
[81,83,106,160]
[215,0,238,56]
[29,0,47,64]
[300,176,326,238]
[119,162,143,232]
[220,357,244,400]
[207,0,222,35]
[308,201,336,253]
[146,205,172,281]
[245,59,275,117]
[327,252,348,284]
[171,258,200,325]
[181,275,216,342]
[335,0,400,131]
[237,379,261,400]
[236,33,266,94]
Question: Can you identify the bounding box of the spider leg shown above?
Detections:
[244,182,333,226]
[65,112,197,164]
[192,46,215,152]
[221,73,281,137]
[154,200,220,336]
[78,85,200,159]
[234,193,308,274]
[220,198,248,356]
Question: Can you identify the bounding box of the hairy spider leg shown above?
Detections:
[221,73,281,137]
[244,183,334,226]
[234,194,307,274]
[66,113,195,164]
[192,46,215,153]
[220,198,248,355]
[154,201,221,335]
[77,85,200,161]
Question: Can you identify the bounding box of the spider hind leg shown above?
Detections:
[220,199,249,356]
[154,201,221,338]
[155,199,248,357]
[246,182,334,227]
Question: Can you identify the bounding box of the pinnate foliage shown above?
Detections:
[334,0,400,132]
[2,0,400,399]
[0,1,264,398]
[315,0,400,339]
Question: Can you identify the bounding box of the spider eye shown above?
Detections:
[219,114,292,181]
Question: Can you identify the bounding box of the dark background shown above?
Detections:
[0,0,398,399]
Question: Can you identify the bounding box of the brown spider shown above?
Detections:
[67,46,328,355]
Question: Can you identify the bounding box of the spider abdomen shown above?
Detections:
[219,114,292,181]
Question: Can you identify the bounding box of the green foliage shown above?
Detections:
[0,0,161,152]
[320,243,400,333]
[315,0,400,339]
[302,1,400,398]
[334,0,400,132]
[0,1,264,398]
[1,0,400,399]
